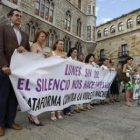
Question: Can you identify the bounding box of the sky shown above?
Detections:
[96,0,140,26]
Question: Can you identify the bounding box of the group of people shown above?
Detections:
[0,8,139,137]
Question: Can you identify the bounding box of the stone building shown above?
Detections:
[0,0,96,54]
[95,8,140,66]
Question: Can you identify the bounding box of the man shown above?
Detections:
[0,9,30,136]
[74,53,87,112]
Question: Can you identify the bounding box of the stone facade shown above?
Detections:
[95,8,140,66]
[0,0,96,54]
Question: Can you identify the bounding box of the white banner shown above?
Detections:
[10,50,116,116]
[133,75,140,100]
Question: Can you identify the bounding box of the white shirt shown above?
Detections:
[92,62,99,68]
[13,27,22,45]
[100,65,108,70]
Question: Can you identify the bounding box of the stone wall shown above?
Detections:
[95,8,140,65]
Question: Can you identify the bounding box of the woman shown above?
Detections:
[29,29,48,126]
[85,53,95,109]
[63,47,79,116]
[123,57,135,107]
[50,39,67,121]
[114,64,122,102]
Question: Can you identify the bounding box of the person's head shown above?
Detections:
[101,58,109,66]
[33,30,48,44]
[125,57,133,65]
[85,54,95,63]
[117,64,122,70]
[93,55,99,63]
[77,53,85,62]
[51,39,64,51]
[109,59,115,67]
[67,47,78,59]
[7,9,22,26]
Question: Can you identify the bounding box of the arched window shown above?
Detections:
[78,0,81,9]
[104,28,108,36]
[127,19,133,29]
[137,15,140,25]
[25,24,30,36]
[35,0,41,15]
[77,18,82,37]
[40,0,45,18]
[118,22,124,31]
[31,26,36,42]
[35,0,54,23]
[97,30,101,38]
[75,42,82,53]
[26,21,39,42]
[63,36,71,52]
[47,30,57,47]
[110,25,115,34]
[65,11,71,31]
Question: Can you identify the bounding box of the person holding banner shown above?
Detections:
[77,53,87,111]
[85,53,95,110]
[49,39,66,121]
[123,57,135,107]
[28,30,48,126]
[100,58,109,105]
[64,47,82,115]
[0,9,30,136]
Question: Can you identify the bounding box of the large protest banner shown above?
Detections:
[10,50,116,116]
[133,75,140,100]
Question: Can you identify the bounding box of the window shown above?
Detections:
[122,44,128,52]
[127,19,133,29]
[47,30,57,47]
[137,15,140,25]
[65,11,71,31]
[87,26,91,41]
[78,0,81,9]
[49,2,54,22]
[35,0,54,23]
[63,36,71,52]
[121,44,129,56]
[7,0,18,5]
[100,49,105,59]
[40,0,45,18]
[104,28,108,36]
[35,0,40,15]
[118,22,124,31]
[97,30,101,38]
[25,24,30,36]
[25,21,39,42]
[93,6,95,15]
[110,25,115,34]
[75,42,82,53]
[45,0,50,20]
[77,18,82,37]
[88,5,91,14]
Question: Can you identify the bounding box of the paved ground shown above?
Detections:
[1,93,140,140]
